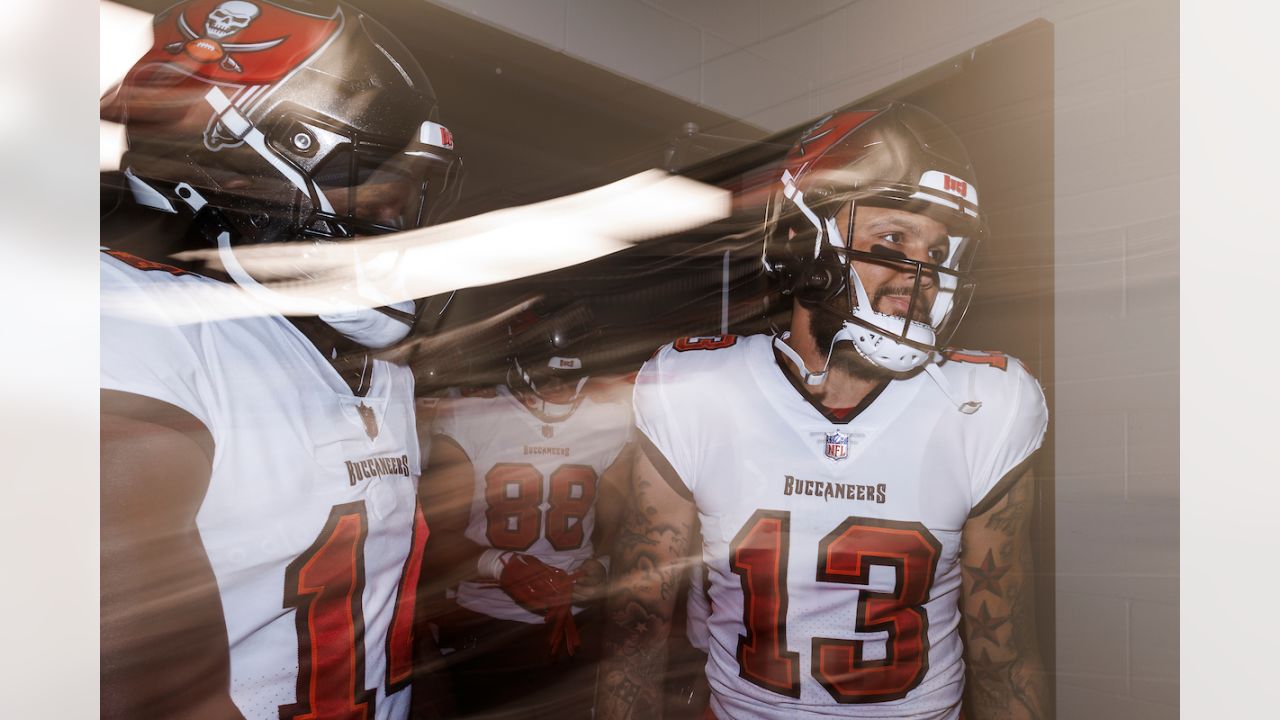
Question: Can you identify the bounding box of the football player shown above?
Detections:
[597,103,1049,719]
[100,2,460,718]
[419,302,633,718]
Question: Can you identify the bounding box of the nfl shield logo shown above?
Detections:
[824,431,849,461]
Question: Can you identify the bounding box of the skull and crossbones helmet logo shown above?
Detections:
[204,0,258,40]
[165,1,285,72]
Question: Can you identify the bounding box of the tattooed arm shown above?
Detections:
[595,443,698,720]
[960,465,1050,720]
[576,442,636,603]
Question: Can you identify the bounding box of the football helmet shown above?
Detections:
[506,301,599,422]
[102,0,463,347]
[762,103,984,375]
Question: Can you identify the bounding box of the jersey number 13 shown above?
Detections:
[730,510,942,703]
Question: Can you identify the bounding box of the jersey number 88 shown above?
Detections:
[484,463,598,551]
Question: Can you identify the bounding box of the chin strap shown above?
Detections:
[923,362,982,414]
[776,331,982,414]
[173,181,271,296]
[773,332,838,386]
[531,394,580,422]
[508,364,590,421]
[845,263,934,373]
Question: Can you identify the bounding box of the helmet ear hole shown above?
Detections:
[793,240,848,306]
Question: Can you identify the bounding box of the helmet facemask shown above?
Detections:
[163,96,462,348]
[823,197,981,373]
[506,302,598,422]
[762,103,985,376]
[510,354,592,422]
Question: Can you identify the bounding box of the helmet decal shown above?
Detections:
[143,0,343,86]
[915,170,980,217]
[419,121,455,150]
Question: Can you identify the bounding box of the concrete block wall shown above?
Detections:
[424,1,1179,716]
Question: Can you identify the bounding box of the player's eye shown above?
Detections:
[928,246,948,264]
[877,232,903,245]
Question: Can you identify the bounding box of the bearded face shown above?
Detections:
[807,305,898,381]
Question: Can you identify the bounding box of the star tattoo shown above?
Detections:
[966,549,1010,598]
[969,646,1015,683]
[968,600,1011,645]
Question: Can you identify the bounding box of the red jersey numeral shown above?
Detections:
[546,465,598,551]
[731,512,941,703]
[813,518,942,703]
[673,335,738,352]
[730,510,801,697]
[484,463,600,551]
[281,500,429,719]
[484,463,544,550]
[384,501,429,692]
[103,249,192,275]
[942,349,1008,371]
[281,503,375,720]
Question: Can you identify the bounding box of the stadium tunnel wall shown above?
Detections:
[423,0,1179,717]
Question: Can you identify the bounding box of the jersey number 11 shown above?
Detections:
[279,500,427,720]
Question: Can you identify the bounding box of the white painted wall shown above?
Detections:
[426,1,1179,716]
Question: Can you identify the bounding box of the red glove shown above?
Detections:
[499,554,583,657]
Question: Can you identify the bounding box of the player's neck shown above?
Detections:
[780,329,884,410]
[807,364,883,410]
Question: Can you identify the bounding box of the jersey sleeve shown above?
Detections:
[969,359,1049,514]
[100,253,215,431]
[632,344,700,496]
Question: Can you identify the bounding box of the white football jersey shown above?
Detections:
[433,383,631,623]
[634,333,1047,720]
[101,251,424,720]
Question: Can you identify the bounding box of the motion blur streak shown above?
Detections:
[103,170,731,323]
